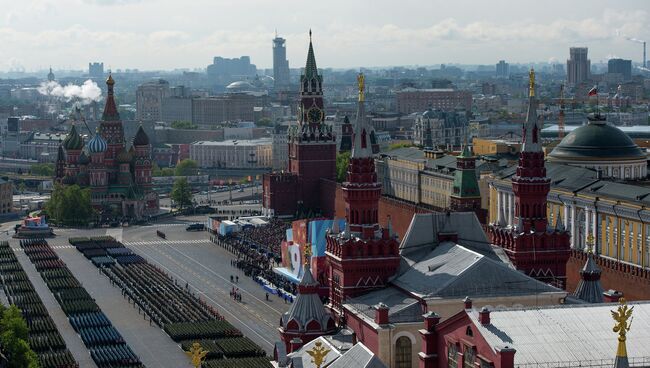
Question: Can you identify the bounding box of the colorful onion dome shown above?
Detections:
[87,129,107,153]
[116,148,132,163]
[62,124,83,151]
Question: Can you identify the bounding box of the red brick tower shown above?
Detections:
[99,74,125,183]
[489,69,571,288]
[287,30,336,213]
[326,73,401,319]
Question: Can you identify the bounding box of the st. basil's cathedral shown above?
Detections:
[55,75,159,219]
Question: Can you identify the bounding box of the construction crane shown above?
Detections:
[558,84,565,140]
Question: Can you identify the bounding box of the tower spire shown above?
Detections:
[522,68,541,152]
[102,73,120,121]
[305,30,318,79]
[612,298,633,368]
[351,73,372,159]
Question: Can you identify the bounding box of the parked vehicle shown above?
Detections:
[186,223,205,231]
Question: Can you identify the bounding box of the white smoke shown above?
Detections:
[37,79,102,105]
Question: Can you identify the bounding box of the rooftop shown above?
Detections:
[191,137,272,146]
[466,302,650,366]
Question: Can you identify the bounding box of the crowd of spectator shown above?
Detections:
[238,219,289,256]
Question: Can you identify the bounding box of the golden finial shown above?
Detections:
[306,341,331,368]
[185,342,208,368]
[529,68,535,97]
[611,298,634,359]
[586,234,594,254]
[106,73,115,86]
[357,72,365,102]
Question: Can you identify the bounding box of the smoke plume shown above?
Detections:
[38,79,102,105]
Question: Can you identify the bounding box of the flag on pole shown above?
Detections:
[588,86,598,96]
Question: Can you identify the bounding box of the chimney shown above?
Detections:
[478,306,490,325]
[496,346,516,368]
[422,311,440,331]
[463,296,473,309]
[437,231,458,243]
[351,331,357,345]
[374,302,389,326]
[289,337,303,353]
[603,289,623,303]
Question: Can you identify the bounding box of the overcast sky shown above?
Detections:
[1,0,648,72]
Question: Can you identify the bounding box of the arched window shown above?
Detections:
[395,336,412,368]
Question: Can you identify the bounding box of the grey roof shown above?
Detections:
[345,287,423,324]
[572,254,604,303]
[281,268,334,332]
[288,337,342,368]
[329,343,387,368]
[393,242,560,299]
[399,212,508,263]
[467,302,650,366]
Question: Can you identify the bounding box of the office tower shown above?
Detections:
[136,79,171,121]
[206,56,257,84]
[89,62,104,80]
[607,58,632,80]
[566,47,590,85]
[273,34,290,89]
[496,60,509,78]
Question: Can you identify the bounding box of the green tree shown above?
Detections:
[171,121,198,130]
[336,151,350,183]
[0,305,39,368]
[388,142,414,151]
[160,168,175,176]
[256,117,272,127]
[45,184,95,226]
[30,163,55,177]
[175,159,199,177]
[171,177,193,210]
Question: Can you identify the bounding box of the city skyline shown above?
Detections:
[1,0,648,72]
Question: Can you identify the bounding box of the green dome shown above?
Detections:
[62,125,84,151]
[548,119,645,161]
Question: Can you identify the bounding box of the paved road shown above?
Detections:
[120,220,290,354]
[46,216,290,355]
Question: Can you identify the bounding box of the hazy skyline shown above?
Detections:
[1,0,648,72]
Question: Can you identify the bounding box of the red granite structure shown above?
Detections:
[263,31,337,218]
[488,69,571,288]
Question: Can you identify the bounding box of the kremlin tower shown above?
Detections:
[263,31,337,217]
[325,73,401,319]
[488,69,571,288]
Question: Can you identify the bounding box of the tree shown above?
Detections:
[175,159,199,177]
[0,305,39,368]
[336,152,350,183]
[171,177,193,210]
[45,184,95,226]
[256,117,272,127]
[30,163,54,177]
[171,121,198,130]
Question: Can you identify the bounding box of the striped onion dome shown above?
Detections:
[87,130,107,153]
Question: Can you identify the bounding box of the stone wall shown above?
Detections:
[566,250,650,300]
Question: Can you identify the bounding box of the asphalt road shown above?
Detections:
[28,215,290,357]
[158,185,262,210]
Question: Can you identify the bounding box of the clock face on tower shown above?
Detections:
[307,107,323,123]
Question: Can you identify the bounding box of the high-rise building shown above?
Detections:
[89,62,104,80]
[206,56,256,84]
[136,79,171,121]
[273,34,290,89]
[607,58,632,81]
[496,60,509,78]
[396,88,472,114]
[488,69,571,288]
[566,47,590,85]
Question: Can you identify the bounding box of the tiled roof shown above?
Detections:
[468,302,650,365]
